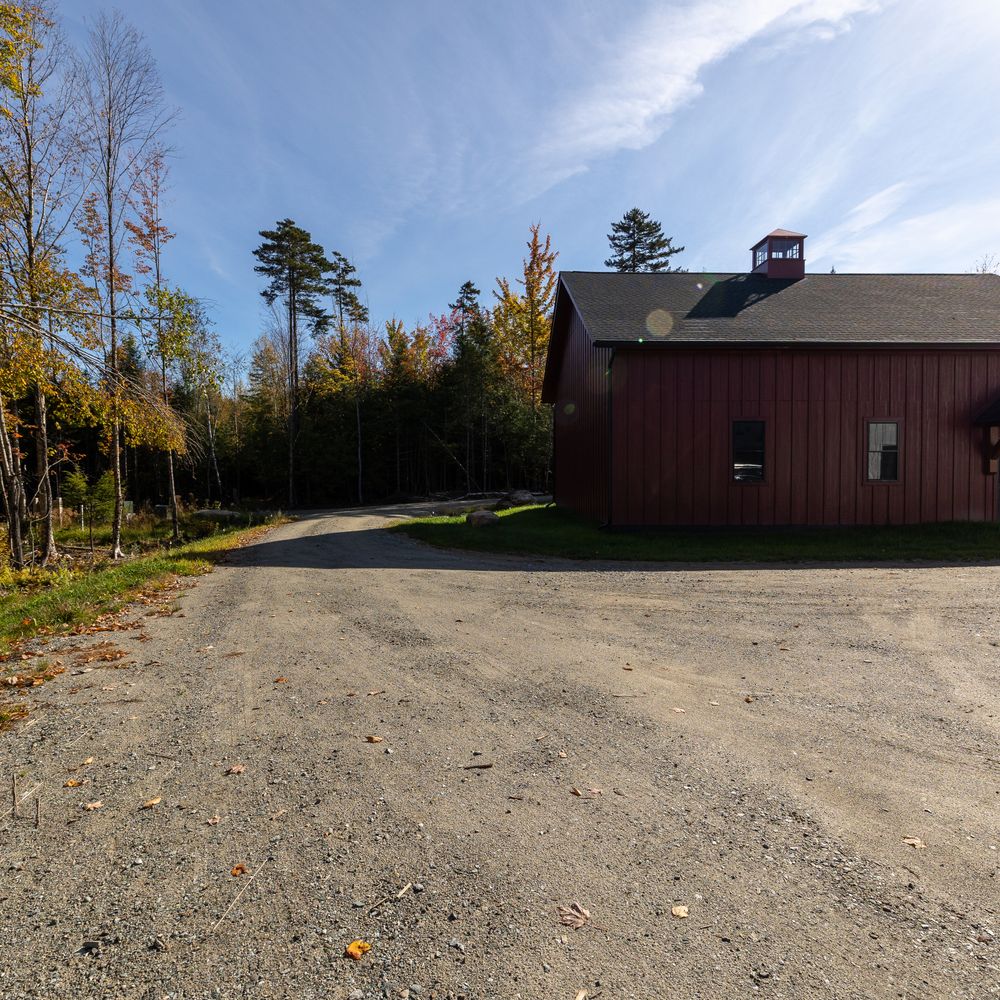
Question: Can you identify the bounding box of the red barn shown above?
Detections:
[541,230,1000,526]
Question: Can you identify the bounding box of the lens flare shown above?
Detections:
[645,308,674,338]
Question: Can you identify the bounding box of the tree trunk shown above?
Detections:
[287,279,297,509]
[166,449,179,541]
[106,172,124,559]
[205,394,224,502]
[0,389,28,568]
[34,384,57,564]
[355,390,363,505]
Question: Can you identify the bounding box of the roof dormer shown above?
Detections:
[751,229,806,279]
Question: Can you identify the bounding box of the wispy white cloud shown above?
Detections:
[807,180,915,261]
[811,197,1000,272]
[523,0,883,199]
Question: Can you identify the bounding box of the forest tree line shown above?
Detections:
[0,2,690,569]
[0,2,566,569]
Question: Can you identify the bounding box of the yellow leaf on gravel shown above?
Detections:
[141,797,161,809]
[345,939,371,960]
[273,676,288,683]
[575,992,589,1000]
[231,864,248,876]
[64,779,82,788]
[224,764,246,775]
[83,801,103,811]
[903,836,927,849]
[671,905,689,918]
[81,757,94,765]
[365,735,384,744]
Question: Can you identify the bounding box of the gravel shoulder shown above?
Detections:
[1,504,998,999]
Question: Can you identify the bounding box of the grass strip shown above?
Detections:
[0,519,280,654]
[391,504,1000,563]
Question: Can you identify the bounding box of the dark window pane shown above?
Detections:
[733,420,765,482]
[867,421,899,481]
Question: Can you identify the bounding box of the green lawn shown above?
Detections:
[0,516,282,654]
[391,504,1000,563]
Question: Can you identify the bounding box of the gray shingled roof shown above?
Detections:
[559,271,1000,346]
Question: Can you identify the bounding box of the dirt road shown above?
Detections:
[2,505,998,999]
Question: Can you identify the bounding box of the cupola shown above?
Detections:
[751,229,806,279]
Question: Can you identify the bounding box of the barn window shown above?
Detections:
[733,420,765,482]
[770,237,800,259]
[867,421,899,481]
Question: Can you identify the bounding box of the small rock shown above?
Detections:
[466,510,501,528]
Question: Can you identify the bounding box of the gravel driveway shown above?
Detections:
[2,504,998,999]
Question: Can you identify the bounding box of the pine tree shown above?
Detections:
[329,251,368,331]
[252,219,332,506]
[604,208,684,272]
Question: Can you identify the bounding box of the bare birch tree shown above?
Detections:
[0,1,84,564]
[76,9,172,558]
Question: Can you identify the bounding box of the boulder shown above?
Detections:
[509,490,535,506]
[466,510,501,528]
[493,499,514,511]
[192,508,242,523]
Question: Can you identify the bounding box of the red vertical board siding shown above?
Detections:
[550,309,611,522]
[581,345,1000,526]
[920,355,939,522]
[839,354,859,524]
[903,354,923,523]
[953,354,971,521]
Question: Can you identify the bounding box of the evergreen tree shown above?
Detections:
[605,208,684,272]
[252,219,332,506]
[329,251,368,331]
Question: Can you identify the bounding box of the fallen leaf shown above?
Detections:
[903,836,927,850]
[672,707,686,714]
[623,666,633,671]
[81,757,94,765]
[571,787,583,796]
[709,700,720,706]
[273,676,288,684]
[141,797,161,809]
[206,814,221,826]
[671,905,689,919]
[575,992,589,1000]
[558,750,568,759]
[83,800,103,811]
[345,939,371,960]
[744,695,755,704]
[64,779,83,788]
[557,902,591,929]
[365,735,384,744]
[367,689,385,696]
[230,864,248,876]
[224,764,246,775]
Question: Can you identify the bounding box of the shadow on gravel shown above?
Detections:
[226,506,1000,574]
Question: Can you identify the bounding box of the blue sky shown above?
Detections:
[61,0,1000,355]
